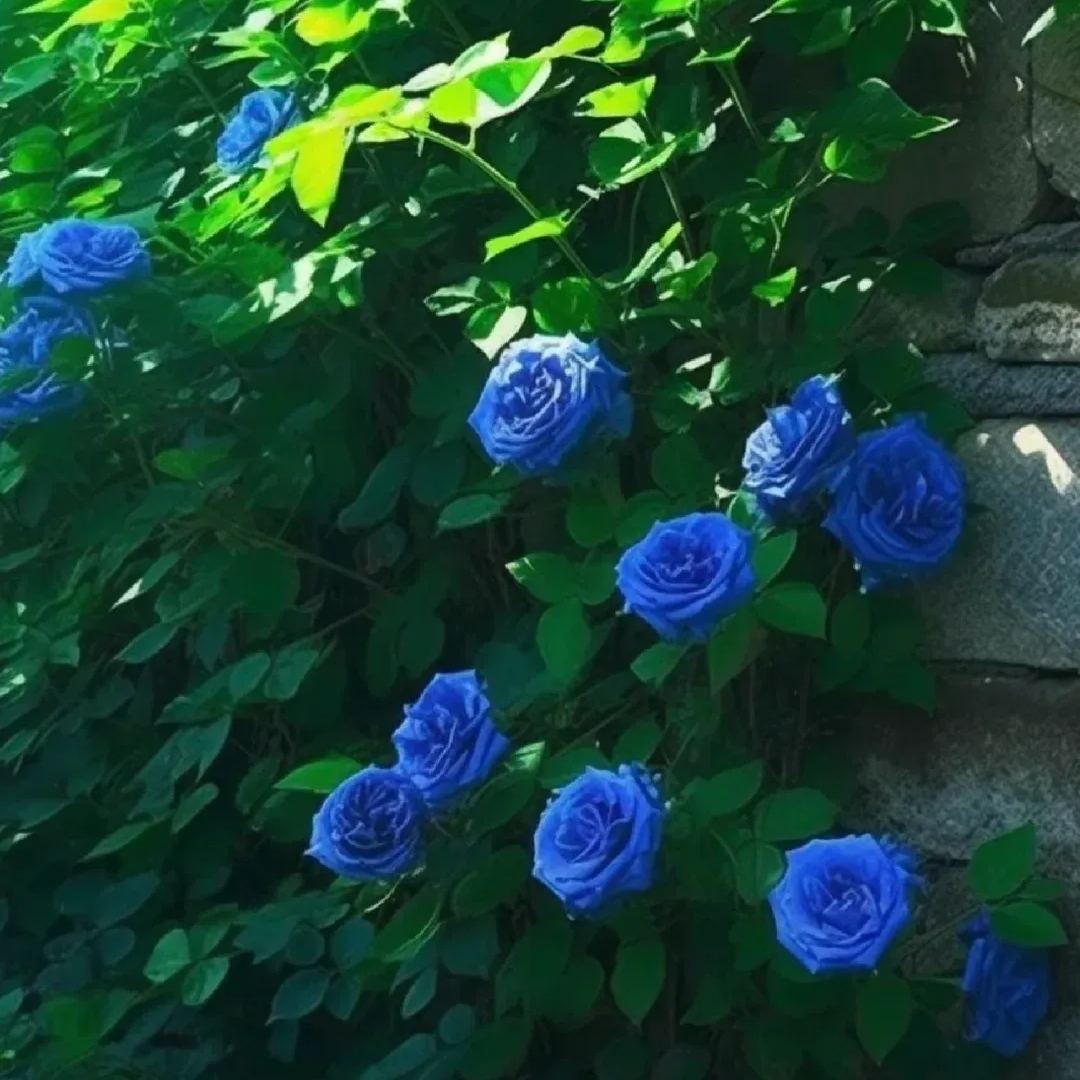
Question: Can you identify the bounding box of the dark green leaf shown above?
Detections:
[968,823,1036,902]
[269,968,331,1022]
[611,937,666,1025]
[755,583,827,638]
[856,974,913,1063]
[537,599,590,683]
[990,902,1067,947]
[755,788,838,842]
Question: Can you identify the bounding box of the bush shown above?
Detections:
[0,0,1065,1076]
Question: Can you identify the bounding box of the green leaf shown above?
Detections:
[577,77,656,118]
[752,268,798,307]
[990,902,1067,947]
[533,276,608,335]
[181,957,230,1007]
[631,642,688,686]
[84,821,155,860]
[471,770,537,832]
[152,443,232,481]
[453,847,530,917]
[265,643,321,702]
[295,1,372,44]
[439,1003,477,1044]
[117,621,179,663]
[338,447,412,530]
[537,599,590,683]
[331,917,375,970]
[375,887,444,963]
[171,783,218,834]
[269,968,331,1022]
[682,970,733,1025]
[846,0,913,81]
[612,720,663,764]
[856,974,913,1063]
[969,823,1036,902]
[399,613,446,677]
[409,441,467,507]
[461,1017,532,1080]
[484,217,565,261]
[611,937,666,1025]
[685,761,765,821]
[707,608,758,693]
[567,486,618,547]
[755,788,838,842]
[539,25,605,58]
[751,532,797,589]
[227,548,299,619]
[735,841,785,903]
[507,552,579,603]
[402,968,437,1019]
[831,591,870,652]
[275,755,361,794]
[755,583,827,638]
[437,493,511,531]
[144,929,191,984]
[539,746,608,789]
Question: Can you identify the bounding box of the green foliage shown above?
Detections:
[0,0,1060,1076]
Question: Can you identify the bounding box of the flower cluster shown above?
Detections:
[307,670,508,880]
[769,835,1051,1057]
[308,669,665,917]
[0,218,150,426]
[743,376,966,590]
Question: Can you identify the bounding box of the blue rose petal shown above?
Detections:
[823,417,965,590]
[768,833,920,975]
[3,219,150,297]
[0,296,93,426]
[533,763,665,917]
[308,765,428,882]
[742,374,856,523]
[216,89,299,174]
[392,670,509,810]
[961,910,1051,1058]
[616,512,756,643]
[468,333,631,477]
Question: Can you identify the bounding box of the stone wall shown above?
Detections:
[840,9,1080,1075]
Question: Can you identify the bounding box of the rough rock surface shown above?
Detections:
[850,672,1080,877]
[956,223,1080,270]
[921,419,1080,668]
[975,252,1080,360]
[844,0,1049,240]
[857,272,981,352]
[1032,23,1080,201]
[924,354,1080,417]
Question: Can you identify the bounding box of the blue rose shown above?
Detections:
[392,670,510,809]
[307,765,427,881]
[468,334,632,476]
[216,89,299,174]
[768,834,920,974]
[742,375,855,522]
[0,296,92,425]
[4,219,150,296]
[823,417,964,590]
[961,911,1050,1058]
[616,512,756,643]
[533,764,664,917]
